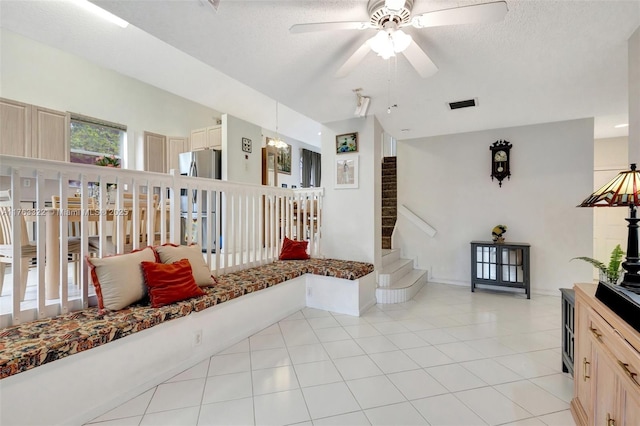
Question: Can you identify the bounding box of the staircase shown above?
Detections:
[376,249,427,304]
[381,157,397,250]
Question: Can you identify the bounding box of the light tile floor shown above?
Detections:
[85,283,576,426]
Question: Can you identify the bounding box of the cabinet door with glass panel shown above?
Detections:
[470,241,530,298]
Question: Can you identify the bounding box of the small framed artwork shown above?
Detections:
[241,137,252,153]
[335,155,358,189]
[276,143,292,174]
[336,132,358,154]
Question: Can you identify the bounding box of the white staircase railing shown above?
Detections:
[396,204,437,237]
[0,155,324,326]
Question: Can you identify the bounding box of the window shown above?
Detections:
[70,114,126,166]
[300,148,321,188]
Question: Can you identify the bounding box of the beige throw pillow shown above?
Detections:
[155,244,215,287]
[87,246,157,310]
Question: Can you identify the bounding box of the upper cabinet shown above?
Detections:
[0,98,31,157]
[167,136,189,173]
[190,125,221,150]
[1,98,69,161]
[31,105,70,162]
[143,131,167,173]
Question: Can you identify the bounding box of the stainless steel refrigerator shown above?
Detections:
[178,150,222,250]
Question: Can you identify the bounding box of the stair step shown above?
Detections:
[382,236,392,249]
[381,248,401,267]
[382,217,396,227]
[383,269,426,290]
[378,258,413,287]
[382,206,397,217]
[376,269,427,304]
[381,156,396,250]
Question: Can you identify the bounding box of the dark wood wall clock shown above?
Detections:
[490,140,512,187]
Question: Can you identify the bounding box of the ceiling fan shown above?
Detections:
[290,0,508,78]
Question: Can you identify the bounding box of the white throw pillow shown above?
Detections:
[88,247,157,310]
[155,244,215,287]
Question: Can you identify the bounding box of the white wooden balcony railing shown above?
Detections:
[0,154,323,327]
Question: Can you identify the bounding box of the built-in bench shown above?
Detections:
[0,258,375,426]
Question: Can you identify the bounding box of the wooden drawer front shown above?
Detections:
[589,311,640,392]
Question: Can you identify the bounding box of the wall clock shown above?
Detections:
[490,140,512,187]
[242,137,252,153]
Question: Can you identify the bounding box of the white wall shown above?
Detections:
[395,118,595,295]
[321,116,382,265]
[221,114,263,185]
[261,130,321,188]
[629,26,640,164]
[0,29,221,169]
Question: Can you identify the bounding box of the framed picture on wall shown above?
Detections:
[276,143,292,175]
[335,155,358,189]
[336,132,358,154]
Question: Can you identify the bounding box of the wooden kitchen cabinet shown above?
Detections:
[31,105,70,162]
[571,284,640,426]
[592,348,618,426]
[190,125,221,150]
[167,136,189,173]
[573,300,593,422]
[143,131,167,173]
[0,98,31,157]
[1,98,69,161]
[620,382,640,425]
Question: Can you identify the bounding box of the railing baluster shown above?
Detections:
[36,172,46,316]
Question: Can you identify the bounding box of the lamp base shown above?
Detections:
[621,273,640,293]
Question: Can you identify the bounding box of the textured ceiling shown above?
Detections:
[2,0,639,145]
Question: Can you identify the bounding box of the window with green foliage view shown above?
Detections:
[69,116,125,166]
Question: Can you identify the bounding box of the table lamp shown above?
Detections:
[578,163,640,290]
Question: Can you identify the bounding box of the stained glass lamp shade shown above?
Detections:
[578,163,640,289]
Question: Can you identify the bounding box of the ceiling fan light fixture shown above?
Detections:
[391,30,411,52]
[368,30,394,58]
[368,29,410,59]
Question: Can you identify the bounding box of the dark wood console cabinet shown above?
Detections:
[560,288,575,377]
[470,241,530,299]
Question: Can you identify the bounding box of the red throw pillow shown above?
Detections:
[140,259,206,308]
[279,236,310,260]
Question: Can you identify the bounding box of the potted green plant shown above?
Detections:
[572,244,625,284]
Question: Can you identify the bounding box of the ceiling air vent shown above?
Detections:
[449,98,477,110]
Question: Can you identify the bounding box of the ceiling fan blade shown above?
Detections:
[335,42,372,78]
[402,40,438,78]
[290,21,372,34]
[411,1,508,28]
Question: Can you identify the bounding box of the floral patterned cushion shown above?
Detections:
[0,258,373,379]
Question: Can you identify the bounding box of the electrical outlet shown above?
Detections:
[193,329,203,346]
